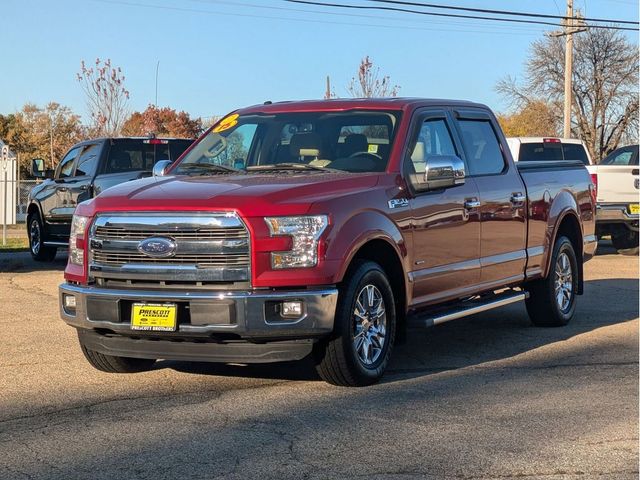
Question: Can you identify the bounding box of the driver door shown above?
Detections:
[406,110,481,307]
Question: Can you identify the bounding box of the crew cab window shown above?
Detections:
[409,119,457,173]
[601,146,638,166]
[56,147,82,179]
[75,144,101,177]
[458,120,505,176]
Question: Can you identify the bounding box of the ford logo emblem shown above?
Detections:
[137,237,177,258]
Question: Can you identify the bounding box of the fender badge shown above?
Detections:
[388,198,409,209]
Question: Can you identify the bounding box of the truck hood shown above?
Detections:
[84,172,381,217]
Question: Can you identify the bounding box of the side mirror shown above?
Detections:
[411,155,465,192]
[152,159,172,177]
[30,158,53,179]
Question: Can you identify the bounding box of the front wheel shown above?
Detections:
[80,342,156,373]
[525,236,578,327]
[314,260,396,387]
[27,213,56,262]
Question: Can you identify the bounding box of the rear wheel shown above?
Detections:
[611,230,639,256]
[27,213,56,262]
[80,342,156,373]
[314,260,396,387]
[525,236,578,327]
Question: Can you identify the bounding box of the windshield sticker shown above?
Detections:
[368,144,379,154]
[212,114,239,133]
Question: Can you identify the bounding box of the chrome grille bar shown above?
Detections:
[89,213,250,284]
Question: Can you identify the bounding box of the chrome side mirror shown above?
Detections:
[152,159,172,177]
[423,155,465,190]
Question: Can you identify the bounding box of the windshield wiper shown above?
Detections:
[177,163,244,174]
[246,163,337,172]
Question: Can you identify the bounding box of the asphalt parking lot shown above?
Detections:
[0,244,637,480]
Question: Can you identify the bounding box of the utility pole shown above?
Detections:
[155,61,160,106]
[325,76,332,100]
[550,0,586,138]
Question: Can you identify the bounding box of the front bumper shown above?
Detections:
[596,204,639,231]
[59,283,338,363]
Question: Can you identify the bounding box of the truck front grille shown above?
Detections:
[89,213,251,286]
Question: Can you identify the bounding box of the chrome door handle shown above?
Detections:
[464,199,481,209]
[510,193,526,204]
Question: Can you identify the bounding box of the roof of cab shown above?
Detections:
[237,97,488,115]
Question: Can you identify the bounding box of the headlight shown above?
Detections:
[69,215,90,266]
[264,215,328,269]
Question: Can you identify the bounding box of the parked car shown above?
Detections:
[27,137,194,261]
[506,137,593,165]
[58,99,597,386]
[587,145,639,255]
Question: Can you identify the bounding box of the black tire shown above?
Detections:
[314,260,396,387]
[80,342,156,373]
[525,236,578,327]
[611,230,639,256]
[27,213,56,262]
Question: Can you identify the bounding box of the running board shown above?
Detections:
[408,291,529,328]
[44,241,68,247]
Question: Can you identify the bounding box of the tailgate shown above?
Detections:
[593,165,639,204]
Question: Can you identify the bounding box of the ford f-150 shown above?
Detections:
[58,99,597,386]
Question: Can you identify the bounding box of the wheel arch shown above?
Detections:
[545,210,584,294]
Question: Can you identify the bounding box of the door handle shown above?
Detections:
[57,187,69,192]
[464,198,481,209]
[510,192,526,204]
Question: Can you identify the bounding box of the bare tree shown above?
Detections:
[347,56,400,98]
[77,58,130,136]
[497,29,639,161]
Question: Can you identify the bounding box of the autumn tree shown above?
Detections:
[77,58,130,137]
[122,105,203,138]
[347,56,400,98]
[0,103,83,174]
[497,100,560,138]
[497,28,639,161]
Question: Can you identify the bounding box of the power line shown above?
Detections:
[283,0,640,31]
[368,0,639,25]
[89,0,544,37]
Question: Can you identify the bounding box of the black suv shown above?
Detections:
[27,137,194,261]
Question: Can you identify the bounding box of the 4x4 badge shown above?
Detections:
[388,198,409,209]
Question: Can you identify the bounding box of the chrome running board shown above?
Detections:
[408,290,529,328]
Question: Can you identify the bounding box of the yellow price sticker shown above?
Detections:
[367,144,379,154]
[212,113,239,133]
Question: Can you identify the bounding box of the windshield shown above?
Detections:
[173,111,400,174]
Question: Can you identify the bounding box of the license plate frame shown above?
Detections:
[629,203,639,215]
[131,303,177,332]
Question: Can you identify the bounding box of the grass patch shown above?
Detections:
[0,238,29,251]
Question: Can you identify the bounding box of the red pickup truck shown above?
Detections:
[59,99,597,386]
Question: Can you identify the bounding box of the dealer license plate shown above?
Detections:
[131,303,177,331]
[629,204,639,215]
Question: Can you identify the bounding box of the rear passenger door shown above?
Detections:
[406,109,481,306]
[454,109,527,287]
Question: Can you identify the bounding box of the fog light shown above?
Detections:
[281,301,303,318]
[64,294,76,308]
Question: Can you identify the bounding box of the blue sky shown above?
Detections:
[1,0,637,122]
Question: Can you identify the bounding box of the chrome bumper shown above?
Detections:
[59,283,338,340]
[596,204,639,229]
